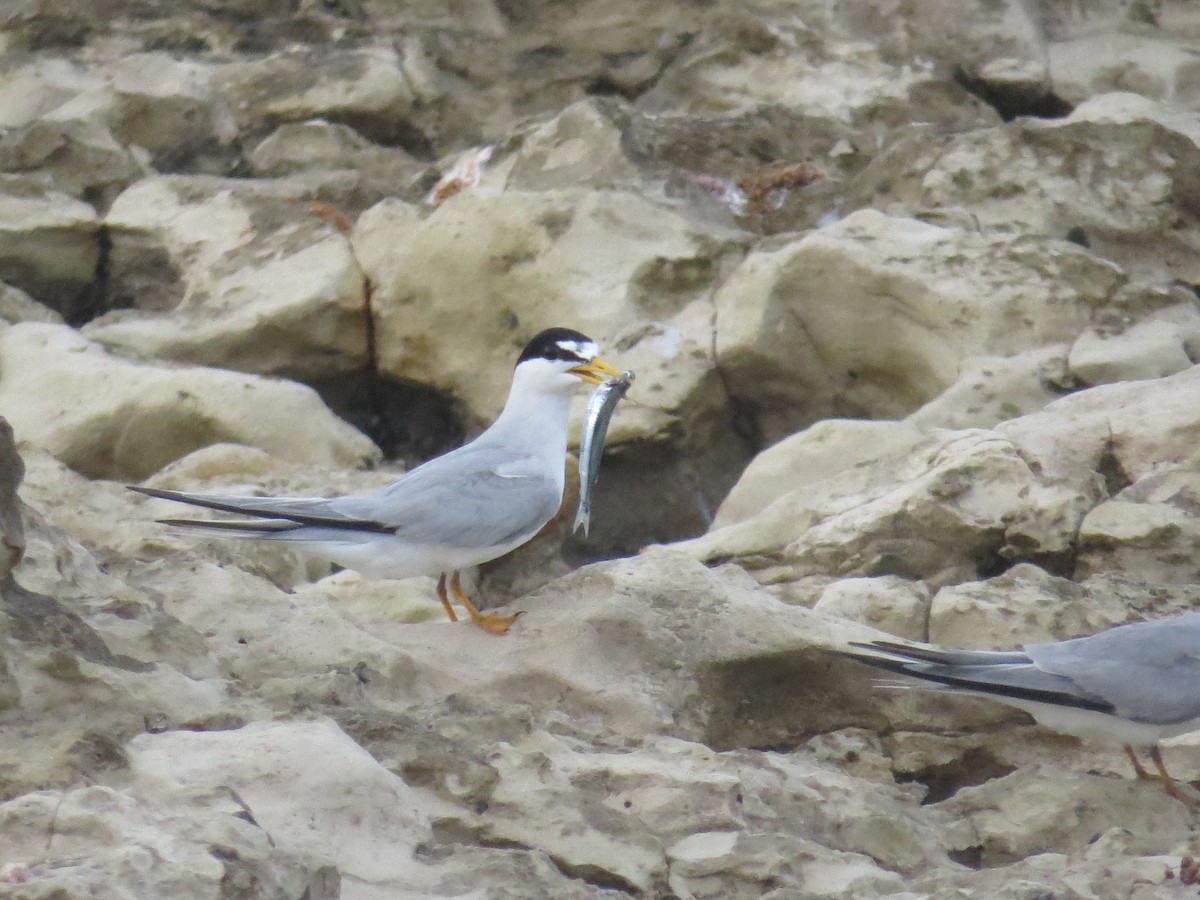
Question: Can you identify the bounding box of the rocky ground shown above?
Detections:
[2,0,1200,897]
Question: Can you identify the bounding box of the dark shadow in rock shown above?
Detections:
[947,845,984,869]
[0,419,143,669]
[3,576,152,673]
[0,417,25,577]
[952,68,1073,122]
[305,369,466,468]
[899,747,1016,805]
[699,651,889,751]
[560,436,749,565]
[65,731,131,778]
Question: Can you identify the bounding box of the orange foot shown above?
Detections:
[450,571,521,636]
[468,610,523,636]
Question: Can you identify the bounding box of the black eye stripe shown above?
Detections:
[551,342,587,362]
[516,327,596,365]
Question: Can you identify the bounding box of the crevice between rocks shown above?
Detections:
[545,858,644,896]
[707,271,766,459]
[897,746,1017,806]
[952,67,1073,122]
[62,215,114,328]
[429,832,643,897]
[309,235,467,466]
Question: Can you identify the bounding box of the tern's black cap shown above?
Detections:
[516,327,596,366]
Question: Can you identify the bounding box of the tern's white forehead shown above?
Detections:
[555,339,597,360]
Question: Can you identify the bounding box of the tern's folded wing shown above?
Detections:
[327,450,563,549]
[1024,612,1200,726]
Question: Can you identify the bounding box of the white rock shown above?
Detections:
[928,563,1131,649]
[0,323,378,479]
[906,345,1071,429]
[813,576,930,641]
[1068,307,1199,386]
[1076,469,1200,584]
[85,175,369,376]
[935,768,1191,867]
[0,785,334,898]
[996,362,1200,483]
[682,427,1092,589]
[713,420,926,529]
[0,281,62,327]
[0,186,99,318]
[128,719,434,886]
[856,92,1200,285]
[249,120,422,184]
[213,46,414,139]
[713,210,1126,442]
[106,52,229,165]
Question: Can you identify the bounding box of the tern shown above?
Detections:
[131,327,622,635]
[838,613,1200,801]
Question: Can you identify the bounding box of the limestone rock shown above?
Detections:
[813,576,930,641]
[213,46,416,146]
[85,174,370,378]
[681,426,1095,589]
[641,9,996,132]
[0,52,232,181]
[0,57,107,132]
[1076,466,1200,585]
[935,768,1191,867]
[0,323,379,480]
[1049,16,1200,109]
[0,280,63,327]
[712,420,926,530]
[104,52,234,172]
[852,92,1200,286]
[0,116,143,206]
[498,96,844,215]
[1067,302,1200,387]
[996,362,1200,485]
[712,209,1131,443]
[929,564,1135,649]
[906,345,1073,430]
[249,120,425,189]
[0,183,99,322]
[0,784,337,899]
[449,730,938,897]
[354,189,747,428]
[128,719,435,892]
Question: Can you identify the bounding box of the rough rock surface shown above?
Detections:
[4,1,1200,898]
[0,323,379,480]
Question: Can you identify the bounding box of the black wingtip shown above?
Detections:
[155,517,302,533]
[128,485,180,501]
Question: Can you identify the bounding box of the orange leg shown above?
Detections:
[435,573,459,623]
[1149,746,1192,804]
[449,571,521,636]
[1125,745,1152,780]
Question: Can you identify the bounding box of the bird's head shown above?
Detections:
[514,327,623,393]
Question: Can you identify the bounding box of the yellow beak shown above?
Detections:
[569,357,624,385]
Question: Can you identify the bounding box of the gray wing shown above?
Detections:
[1024,613,1200,726]
[839,640,1115,714]
[132,442,563,550]
[335,444,563,547]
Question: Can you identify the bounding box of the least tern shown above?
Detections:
[838,613,1200,801]
[130,327,623,635]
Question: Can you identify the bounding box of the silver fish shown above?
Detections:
[574,369,635,538]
